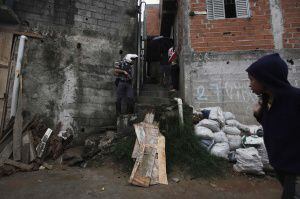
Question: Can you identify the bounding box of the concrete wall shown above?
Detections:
[177,0,300,124]
[183,50,300,124]
[12,0,137,141]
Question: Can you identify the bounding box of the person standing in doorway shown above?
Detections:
[114,54,138,116]
[168,46,179,91]
[159,46,171,87]
[246,53,300,199]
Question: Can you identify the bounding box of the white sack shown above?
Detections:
[210,142,230,159]
[194,125,214,139]
[223,126,241,135]
[198,119,221,132]
[227,134,242,150]
[213,131,228,143]
[233,147,265,175]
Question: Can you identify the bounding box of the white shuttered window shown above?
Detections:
[206,0,250,20]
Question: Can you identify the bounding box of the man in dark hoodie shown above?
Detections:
[246,53,300,199]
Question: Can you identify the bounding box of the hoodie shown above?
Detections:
[246,53,300,174]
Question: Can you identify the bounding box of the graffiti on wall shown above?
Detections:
[195,81,257,103]
[196,79,300,103]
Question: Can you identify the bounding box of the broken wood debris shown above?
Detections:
[129,113,168,187]
[0,115,73,177]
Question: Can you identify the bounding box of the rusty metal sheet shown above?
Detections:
[0,32,13,66]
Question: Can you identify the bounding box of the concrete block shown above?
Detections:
[92,12,104,20]
[93,1,105,8]
[75,2,86,9]
[78,9,92,18]
[97,19,110,27]
[104,14,117,22]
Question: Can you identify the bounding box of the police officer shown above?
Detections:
[114,54,138,115]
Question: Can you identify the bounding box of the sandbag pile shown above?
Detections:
[194,107,270,175]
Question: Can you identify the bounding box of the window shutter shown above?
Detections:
[212,0,225,19]
[206,0,214,20]
[235,0,250,18]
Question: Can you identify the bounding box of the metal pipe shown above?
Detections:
[137,1,146,97]
[141,1,146,88]
[10,35,27,118]
[174,98,184,125]
[137,10,141,96]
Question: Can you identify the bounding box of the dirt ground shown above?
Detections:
[0,160,282,199]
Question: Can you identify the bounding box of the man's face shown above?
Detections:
[248,74,265,95]
[130,58,137,65]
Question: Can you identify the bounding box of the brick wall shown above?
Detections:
[10,0,137,141]
[282,0,300,49]
[146,4,160,36]
[189,0,274,52]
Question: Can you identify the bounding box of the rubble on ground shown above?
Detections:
[194,107,272,176]
[0,115,73,177]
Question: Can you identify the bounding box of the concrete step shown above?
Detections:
[140,90,169,98]
[142,84,168,92]
[137,96,171,105]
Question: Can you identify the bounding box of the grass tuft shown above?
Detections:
[161,104,229,178]
[112,104,229,177]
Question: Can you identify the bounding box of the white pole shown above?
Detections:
[10,35,27,118]
[174,98,184,125]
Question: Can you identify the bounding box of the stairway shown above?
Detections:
[135,83,179,118]
[138,84,171,105]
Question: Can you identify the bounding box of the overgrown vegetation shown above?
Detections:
[112,135,136,172]
[112,104,229,178]
[161,104,229,178]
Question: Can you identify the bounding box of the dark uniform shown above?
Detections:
[115,60,134,115]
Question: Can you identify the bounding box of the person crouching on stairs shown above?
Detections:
[114,54,138,116]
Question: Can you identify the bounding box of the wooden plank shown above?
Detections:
[27,131,37,162]
[21,133,30,164]
[21,143,30,164]
[0,33,15,139]
[142,122,159,147]
[0,140,12,159]
[144,113,154,124]
[133,123,145,145]
[0,64,9,69]
[130,122,159,187]
[129,144,145,184]
[0,32,13,66]
[158,133,168,185]
[3,159,33,171]
[0,27,43,39]
[0,100,3,129]
[150,153,159,185]
[13,89,23,161]
[131,139,140,159]
[130,146,156,187]
[0,68,9,98]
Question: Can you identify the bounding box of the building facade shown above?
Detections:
[160,0,300,123]
[146,4,160,36]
